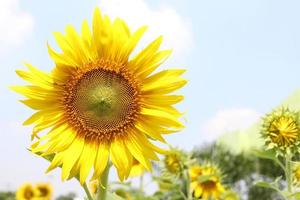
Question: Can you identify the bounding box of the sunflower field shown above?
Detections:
[2,1,300,200]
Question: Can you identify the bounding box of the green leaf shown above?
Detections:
[288,192,300,199]
[106,192,125,200]
[253,149,277,160]
[254,181,275,189]
[253,150,285,170]
[254,180,287,199]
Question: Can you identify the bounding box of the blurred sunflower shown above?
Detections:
[293,163,300,187]
[16,183,38,200]
[164,150,182,174]
[189,164,225,200]
[12,8,186,184]
[36,183,53,199]
[261,107,300,154]
[129,159,146,177]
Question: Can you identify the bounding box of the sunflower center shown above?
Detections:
[37,187,49,197]
[64,64,140,141]
[24,188,34,199]
[202,180,217,190]
[269,117,299,146]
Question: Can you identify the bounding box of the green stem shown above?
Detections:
[83,182,94,200]
[96,164,110,200]
[285,153,293,194]
[139,174,144,191]
[185,168,192,200]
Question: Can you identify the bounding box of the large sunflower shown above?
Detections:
[12,8,186,184]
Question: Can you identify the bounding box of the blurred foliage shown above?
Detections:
[55,193,76,200]
[0,192,14,200]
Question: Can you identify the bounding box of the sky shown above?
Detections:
[1,0,300,197]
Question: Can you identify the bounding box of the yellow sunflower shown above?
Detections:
[12,8,186,184]
[36,183,53,199]
[164,150,182,174]
[261,107,300,154]
[294,166,300,182]
[189,164,225,200]
[129,159,146,177]
[16,183,38,200]
[292,163,300,187]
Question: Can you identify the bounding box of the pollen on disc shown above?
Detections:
[63,68,140,140]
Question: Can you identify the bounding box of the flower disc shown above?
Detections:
[63,65,140,141]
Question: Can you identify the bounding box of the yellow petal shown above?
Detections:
[92,143,109,180]
[117,26,147,62]
[142,95,184,106]
[110,139,132,181]
[140,108,184,129]
[61,138,84,180]
[125,132,153,171]
[65,25,89,64]
[136,50,172,79]
[20,99,60,110]
[143,69,186,85]
[142,77,187,94]
[135,121,166,143]
[47,43,76,66]
[129,36,163,71]
[46,152,64,173]
[78,143,97,184]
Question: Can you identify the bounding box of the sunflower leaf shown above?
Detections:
[253,149,285,171]
[106,191,125,200]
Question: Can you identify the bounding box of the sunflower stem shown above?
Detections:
[97,164,110,200]
[185,168,192,200]
[139,174,144,191]
[286,153,293,195]
[83,182,94,200]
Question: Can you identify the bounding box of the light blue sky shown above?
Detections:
[1,0,300,197]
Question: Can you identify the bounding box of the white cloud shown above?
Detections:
[202,108,261,142]
[99,0,193,57]
[0,0,34,46]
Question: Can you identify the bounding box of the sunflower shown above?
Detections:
[16,183,38,200]
[189,164,225,200]
[164,150,182,174]
[261,107,300,154]
[129,159,146,177]
[292,163,300,187]
[12,8,186,184]
[36,183,53,199]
